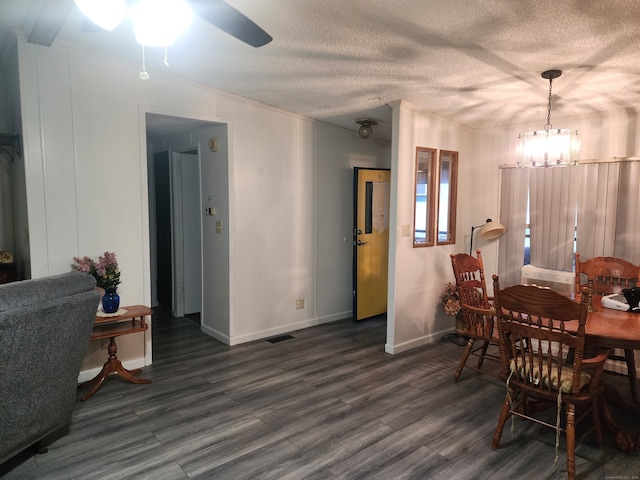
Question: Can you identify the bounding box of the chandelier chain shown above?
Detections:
[545,77,553,132]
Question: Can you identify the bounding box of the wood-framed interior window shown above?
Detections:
[413,147,437,247]
[437,150,458,245]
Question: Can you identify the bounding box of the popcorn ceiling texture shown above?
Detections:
[3,0,640,137]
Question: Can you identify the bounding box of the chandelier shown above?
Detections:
[517,70,580,167]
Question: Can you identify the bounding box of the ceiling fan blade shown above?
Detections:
[188,0,272,48]
[28,0,76,46]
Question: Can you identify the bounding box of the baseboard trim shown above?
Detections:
[385,327,453,354]
[222,311,352,346]
[200,324,231,345]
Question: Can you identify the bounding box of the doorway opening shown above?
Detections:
[145,111,232,357]
[145,113,224,336]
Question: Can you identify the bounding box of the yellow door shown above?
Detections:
[354,168,390,320]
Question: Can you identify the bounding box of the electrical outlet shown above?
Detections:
[296,299,304,309]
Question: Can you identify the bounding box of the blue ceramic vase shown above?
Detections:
[102,289,120,313]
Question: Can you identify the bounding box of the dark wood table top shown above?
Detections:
[90,305,152,341]
[584,295,640,350]
[94,304,152,325]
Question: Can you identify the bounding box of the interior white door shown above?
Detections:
[180,152,202,315]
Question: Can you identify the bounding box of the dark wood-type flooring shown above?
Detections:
[2,308,639,479]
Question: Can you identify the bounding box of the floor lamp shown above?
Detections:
[469,219,506,255]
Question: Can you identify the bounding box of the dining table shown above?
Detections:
[579,294,640,452]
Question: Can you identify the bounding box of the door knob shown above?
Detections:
[357,240,368,246]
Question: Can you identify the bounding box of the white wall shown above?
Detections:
[219,96,317,342]
[386,101,478,354]
[13,32,389,377]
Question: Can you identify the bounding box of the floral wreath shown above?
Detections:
[440,281,461,316]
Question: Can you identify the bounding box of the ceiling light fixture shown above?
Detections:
[356,119,377,139]
[74,0,192,80]
[131,0,192,47]
[74,0,126,31]
[517,70,580,167]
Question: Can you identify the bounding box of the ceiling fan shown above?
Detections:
[78,0,272,47]
[28,0,272,49]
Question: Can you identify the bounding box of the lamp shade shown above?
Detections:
[479,220,506,240]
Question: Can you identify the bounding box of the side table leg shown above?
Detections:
[79,337,119,401]
[79,336,151,401]
[115,364,152,384]
[80,367,110,401]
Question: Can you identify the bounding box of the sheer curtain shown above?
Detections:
[576,161,640,265]
[498,168,529,286]
[529,165,579,271]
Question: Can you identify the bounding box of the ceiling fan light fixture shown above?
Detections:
[356,119,377,139]
[74,0,126,31]
[132,0,192,47]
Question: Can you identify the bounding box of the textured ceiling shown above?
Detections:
[2,0,640,140]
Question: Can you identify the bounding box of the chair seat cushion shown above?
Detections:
[509,358,591,393]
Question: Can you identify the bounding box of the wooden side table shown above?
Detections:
[79,305,152,401]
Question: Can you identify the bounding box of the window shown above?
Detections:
[437,150,458,245]
[413,147,437,247]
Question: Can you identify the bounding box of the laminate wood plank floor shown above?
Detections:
[2,308,639,479]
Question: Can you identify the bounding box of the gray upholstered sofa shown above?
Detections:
[0,271,101,465]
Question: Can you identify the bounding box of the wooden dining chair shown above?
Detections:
[449,250,499,382]
[575,253,639,402]
[491,275,611,480]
